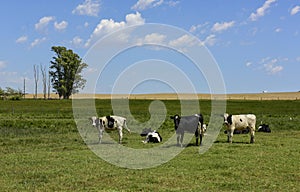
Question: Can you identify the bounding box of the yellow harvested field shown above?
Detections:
[27,92,300,100]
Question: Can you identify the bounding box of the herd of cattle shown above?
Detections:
[90,113,271,146]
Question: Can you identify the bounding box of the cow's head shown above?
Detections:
[223,113,232,125]
[90,116,97,127]
[170,114,181,130]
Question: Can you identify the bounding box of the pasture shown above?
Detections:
[0,99,299,191]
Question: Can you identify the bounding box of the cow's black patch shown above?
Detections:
[106,116,115,128]
[227,115,233,125]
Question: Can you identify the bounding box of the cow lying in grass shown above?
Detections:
[142,130,162,144]
[90,115,130,144]
[223,113,256,143]
[258,124,271,133]
[170,114,204,147]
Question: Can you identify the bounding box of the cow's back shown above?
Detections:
[233,114,256,130]
[177,116,199,133]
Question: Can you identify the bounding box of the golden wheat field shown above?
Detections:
[26,92,300,100]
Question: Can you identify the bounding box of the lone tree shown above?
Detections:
[49,46,88,99]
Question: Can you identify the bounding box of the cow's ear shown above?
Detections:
[170,116,174,119]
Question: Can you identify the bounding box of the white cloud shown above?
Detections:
[16,35,28,43]
[290,5,300,15]
[72,0,100,17]
[211,21,235,33]
[131,0,164,11]
[275,28,281,33]
[30,37,46,48]
[0,61,7,69]
[202,34,217,46]
[169,34,197,48]
[189,22,210,34]
[35,16,55,32]
[245,62,252,67]
[137,33,166,45]
[71,36,83,47]
[85,12,145,47]
[249,0,277,21]
[166,0,179,7]
[260,57,283,75]
[169,34,216,50]
[54,21,68,31]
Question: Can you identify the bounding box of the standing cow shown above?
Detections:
[223,113,256,143]
[170,114,204,147]
[90,115,130,144]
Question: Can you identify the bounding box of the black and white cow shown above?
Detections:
[258,124,271,133]
[223,113,256,143]
[90,115,130,144]
[170,114,204,147]
[142,130,162,143]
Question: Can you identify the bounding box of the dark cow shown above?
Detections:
[258,124,271,133]
[170,114,204,147]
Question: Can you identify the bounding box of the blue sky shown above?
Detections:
[1,0,300,94]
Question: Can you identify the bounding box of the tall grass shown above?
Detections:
[0,99,299,191]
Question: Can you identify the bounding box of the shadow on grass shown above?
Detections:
[214,140,251,144]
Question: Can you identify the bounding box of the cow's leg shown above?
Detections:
[176,134,180,146]
[200,132,203,146]
[118,127,123,144]
[227,128,234,143]
[250,127,255,143]
[98,128,103,143]
[195,129,199,146]
[180,133,184,147]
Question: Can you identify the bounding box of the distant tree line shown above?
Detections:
[0,87,23,100]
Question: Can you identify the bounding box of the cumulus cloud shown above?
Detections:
[131,0,163,11]
[169,33,216,51]
[72,0,100,17]
[54,21,68,31]
[35,16,55,32]
[211,21,235,33]
[261,57,283,75]
[85,12,145,47]
[16,35,28,43]
[202,34,217,46]
[249,0,277,21]
[169,34,197,48]
[290,5,300,15]
[30,37,46,48]
[189,22,210,34]
[71,36,83,47]
[136,33,166,45]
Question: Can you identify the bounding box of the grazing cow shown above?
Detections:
[170,114,204,147]
[223,113,256,143]
[142,130,162,143]
[258,124,271,133]
[90,115,130,144]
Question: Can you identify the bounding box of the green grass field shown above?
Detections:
[0,99,299,191]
